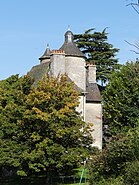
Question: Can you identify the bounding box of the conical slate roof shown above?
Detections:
[60,30,85,58]
[39,44,51,60]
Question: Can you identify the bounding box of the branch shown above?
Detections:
[130,50,139,54]
[127,2,139,14]
[125,40,139,50]
[126,3,138,6]
[125,40,139,54]
[131,3,139,14]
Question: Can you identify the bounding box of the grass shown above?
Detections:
[0,166,89,185]
[61,183,89,185]
[70,183,89,185]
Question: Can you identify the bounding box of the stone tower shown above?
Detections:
[60,30,86,91]
[29,29,102,149]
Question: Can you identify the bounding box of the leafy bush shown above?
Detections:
[89,126,139,184]
[124,160,139,185]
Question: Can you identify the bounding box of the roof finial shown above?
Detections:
[68,25,71,31]
[47,43,49,49]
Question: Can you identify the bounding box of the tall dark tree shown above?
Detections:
[74,28,120,86]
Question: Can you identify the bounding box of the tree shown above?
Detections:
[74,28,120,86]
[0,74,34,177]
[88,60,139,185]
[103,60,139,135]
[89,126,139,185]
[0,74,92,179]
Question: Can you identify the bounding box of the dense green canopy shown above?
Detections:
[0,74,92,178]
[103,61,139,135]
[89,61,139,185]
[89,127,139,185]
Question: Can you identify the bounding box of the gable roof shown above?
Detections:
[28,62,50,86]
[86,83,101,102]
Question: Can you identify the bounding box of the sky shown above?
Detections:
[0,0,139,80]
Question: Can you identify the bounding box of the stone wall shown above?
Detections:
[85,102,102,149]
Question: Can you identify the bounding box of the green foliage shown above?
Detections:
[0,74,34,176]
[124,160,139,185]
[89,126,139,185]
[74,28,120,86]
[88,60,139,185]
[0,74,92,178]
[103,61,139,135]
[90,176,123,185]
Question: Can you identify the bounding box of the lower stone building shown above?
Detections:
[29,29,102,149]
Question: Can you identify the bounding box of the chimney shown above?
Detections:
[50,50,65,77]
[86,64,96,83]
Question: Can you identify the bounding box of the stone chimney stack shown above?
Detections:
[87,64,96,83]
